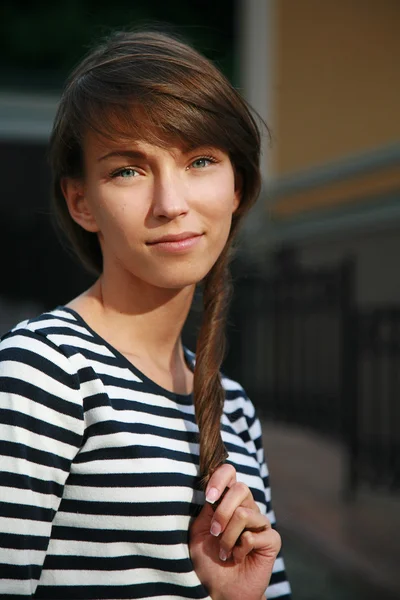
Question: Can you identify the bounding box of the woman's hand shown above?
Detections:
[189,464,281,600]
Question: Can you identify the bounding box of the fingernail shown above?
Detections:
[206,487,219,504]
[210,521,222,537]
[219,548,228,562]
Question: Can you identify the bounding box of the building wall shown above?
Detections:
[272,0,400,176]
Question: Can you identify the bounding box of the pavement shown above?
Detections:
[261,421,400,599]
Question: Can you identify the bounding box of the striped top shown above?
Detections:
[0,307,291,599]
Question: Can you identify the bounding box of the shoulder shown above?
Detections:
[221,372,257,421]
[184,348,259,430]
[3,306,85,339]
[0,307,87,377]
[0,308,86,456]
[2,306,92,348]
[220,372,264,450]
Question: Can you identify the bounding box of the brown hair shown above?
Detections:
[49,29,263,488]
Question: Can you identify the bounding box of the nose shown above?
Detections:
[152,171,189,220]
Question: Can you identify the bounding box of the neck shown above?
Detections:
[73,270,196,369]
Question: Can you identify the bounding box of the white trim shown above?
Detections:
[0,92,59,142]
[269,142,400,198]
[270,191,400,244]
[237,0,273,179]
[236,0,276,259]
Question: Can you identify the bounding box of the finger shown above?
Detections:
[231,526,281,565]
[219,507,270,558]
[205,463,236,506]
[231,530,256,563]
[209,481,259,537]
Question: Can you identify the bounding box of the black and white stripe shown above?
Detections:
[0,307,291,599]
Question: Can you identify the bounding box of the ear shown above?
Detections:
[61,177,99,233]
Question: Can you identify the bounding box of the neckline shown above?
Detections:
[58,306,195,405]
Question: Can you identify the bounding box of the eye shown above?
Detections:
[190,156,217,169]
[111,167,139,179]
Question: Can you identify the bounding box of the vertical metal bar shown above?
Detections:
[392,312,400,490]
[340,258,358,502]
[370,310,382,487]
[387,310,398,489]
[286,274,294,425]
[310,270,322,432]
[299,294,307,427]
[272,275,281,421]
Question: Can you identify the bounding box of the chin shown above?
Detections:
[146,264,214,290]
[154,274,206,291]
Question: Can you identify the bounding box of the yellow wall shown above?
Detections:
[272,0,400,176]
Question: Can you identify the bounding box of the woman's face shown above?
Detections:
[64,132,241,291]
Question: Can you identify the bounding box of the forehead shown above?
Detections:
[84,133,159,157]
[83,130,225,163]
[78,100,232,160]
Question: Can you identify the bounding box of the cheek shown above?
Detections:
[88,191,141,236]
[196,175,236,219]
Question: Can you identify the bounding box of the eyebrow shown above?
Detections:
[97,150,149,162]
[98,146,223,163]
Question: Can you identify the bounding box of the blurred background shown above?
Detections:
[0,1,399,598]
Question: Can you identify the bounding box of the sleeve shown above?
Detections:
[243,396,292,600]
[0,328,84,597]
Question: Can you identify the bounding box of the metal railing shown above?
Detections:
[223,258,400,497]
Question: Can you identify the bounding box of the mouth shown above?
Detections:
[146,232,203,245]
[146,232,204,253]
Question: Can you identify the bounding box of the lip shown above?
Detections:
[147,232,202,244]
[146,232,204,253]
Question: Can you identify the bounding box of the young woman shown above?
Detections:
[0,30,291,599]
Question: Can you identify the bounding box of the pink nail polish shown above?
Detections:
[206,487,219,504]
[219,548,228,561]
[210,521,222,537]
